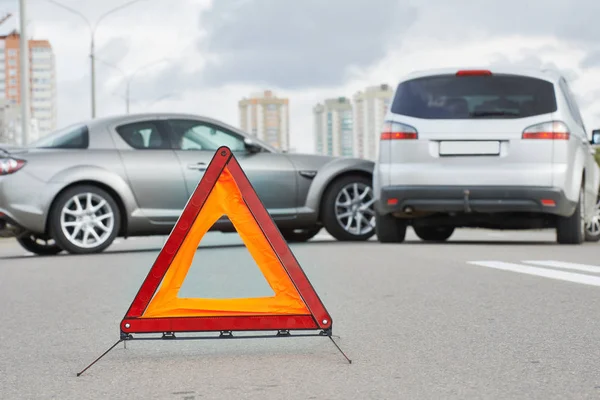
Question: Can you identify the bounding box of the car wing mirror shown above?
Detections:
[592,129,600,145]
[244,138,262,154]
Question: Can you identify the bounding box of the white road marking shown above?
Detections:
[486,232,507,238]
[523,260,600,274]
[468,261,600,287]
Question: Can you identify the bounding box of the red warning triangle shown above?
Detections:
[120,146,332,335]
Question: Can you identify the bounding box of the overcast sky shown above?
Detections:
[2,0,600,152]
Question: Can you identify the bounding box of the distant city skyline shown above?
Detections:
[353,84,394,160]
[312,84,394,159]
[238,90,290,151]
[0,30,57,145]
[313,97,354,157]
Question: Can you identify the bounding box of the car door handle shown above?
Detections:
[187,162,207,171]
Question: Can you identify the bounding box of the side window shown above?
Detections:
[560,78,586,133]
[167,119,246,152]
[115,120,170,150]
[30,124,89,149]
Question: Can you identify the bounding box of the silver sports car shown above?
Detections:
[0,112,376,255]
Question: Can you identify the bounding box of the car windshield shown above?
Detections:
[390,74,558,119]
[29,123,89,149]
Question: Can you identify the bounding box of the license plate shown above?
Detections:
[439,141,500,156]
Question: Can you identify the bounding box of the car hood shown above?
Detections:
[284,152,372,171]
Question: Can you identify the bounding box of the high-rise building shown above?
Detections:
[352,84,394,160]
[313,97,354,157]
[238,90,289,151]
[0,30,57,143]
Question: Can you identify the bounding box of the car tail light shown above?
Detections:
[456,70,492,76]
[381,121,418,140]
[522,121,570,140]
[0,158,26,175]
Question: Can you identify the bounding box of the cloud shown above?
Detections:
[196,0,417,89]
[4,0,600,153]
[411,0,600,44]
[580,51,600,70]
[488,52,580,82]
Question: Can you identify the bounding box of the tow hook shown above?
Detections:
[463,189,472,213]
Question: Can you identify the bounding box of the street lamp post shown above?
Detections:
[19,0,29,146]
[96,57,169,114]
[45,0,145,119]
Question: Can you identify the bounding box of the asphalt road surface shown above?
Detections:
[2,228,600,400]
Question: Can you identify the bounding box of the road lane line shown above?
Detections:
[468,261,600,287]
[522,260,600,274]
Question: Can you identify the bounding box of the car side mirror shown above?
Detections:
[592,130,600,145]
[244,138,262,154]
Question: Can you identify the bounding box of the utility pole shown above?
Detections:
[46,0,145,119]
[19,0,29,146]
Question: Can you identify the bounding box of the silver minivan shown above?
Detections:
[373,67,600,244]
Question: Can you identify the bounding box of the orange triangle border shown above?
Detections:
[120,146,333,335]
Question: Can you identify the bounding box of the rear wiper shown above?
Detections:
[0,148,9,157]
[470,110,520,117]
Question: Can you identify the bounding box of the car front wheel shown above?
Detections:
[585,194,600,242]
[321,174,376,241]
[49,185,121,254]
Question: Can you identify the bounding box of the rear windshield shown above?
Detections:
[29,124,89,149]
[390,74,557,119]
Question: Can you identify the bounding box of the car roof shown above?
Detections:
[85,112,230,129]
[397,67,563,84]
[80,112,279,153]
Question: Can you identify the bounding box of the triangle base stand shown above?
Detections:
[76,329,351,377]
[76,147,352,377]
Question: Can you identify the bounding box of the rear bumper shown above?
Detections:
[0,212,26,238]
[376,185,576,218]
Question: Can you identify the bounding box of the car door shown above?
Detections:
[112,118,189,224]
[164,118,298,219]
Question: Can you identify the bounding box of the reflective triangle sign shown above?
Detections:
[120,146,332,335]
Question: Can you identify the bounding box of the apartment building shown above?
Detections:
[313,97,354,157]
[238,90,290,151]
[0,30,57,143]
[352,84,394,160]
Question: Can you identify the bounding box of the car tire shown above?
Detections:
[281,227,322,243]
[413,225,455,242]
[49,185,121,254]
[375,211,407,243]
[321,174,376,241]
[556,186,585,245]
[585,192,600,242]
[16,233,63,256]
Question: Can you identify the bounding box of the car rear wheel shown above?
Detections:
[16,233,63,256]
[585,193,600,242]
[413,225,455,242]
[321,175,376,241]
[375,211,407,243]
[281,227,322,243]
[49,185,121,254]
[556,186,585,244]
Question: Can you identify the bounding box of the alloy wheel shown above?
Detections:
[60,192,115,249]
[580,189,586,239]
[586,198,600,237]
[334,182,376,236]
